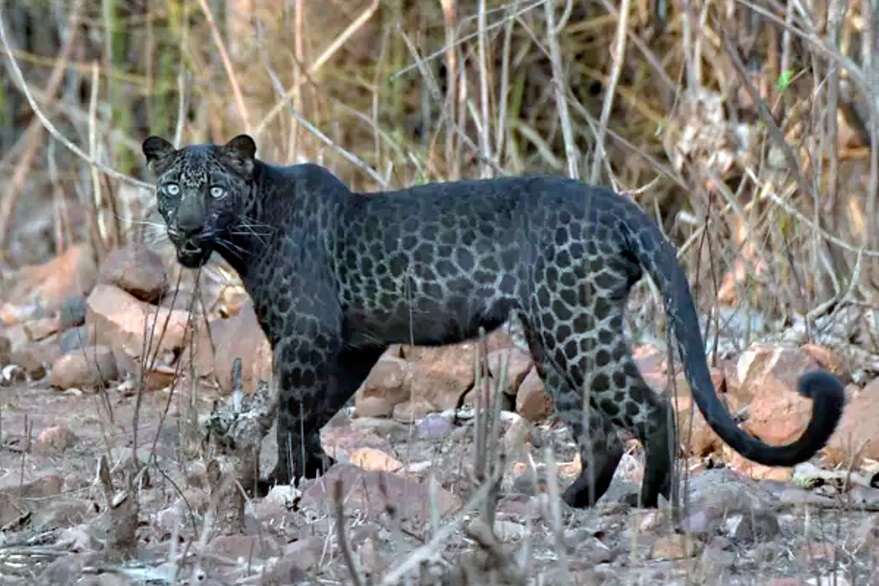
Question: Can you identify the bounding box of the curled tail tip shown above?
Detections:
[797,369,846,442]
[797,369,846,404]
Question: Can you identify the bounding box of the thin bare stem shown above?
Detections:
[0,4,151,189]
[589,0,631,183]
[254,0,381,137]
[197,0,252,133]
[477,0,493,178]
[544,0,579,179]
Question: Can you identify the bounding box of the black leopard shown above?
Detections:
[141,133,845,508]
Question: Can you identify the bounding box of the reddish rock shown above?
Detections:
[402,343,476,411]
[50,346,118,390]
[191,299,272,394]
[98,243,168,303]
[516,369,554,421]
[727,451,793,482]
[674,395,720,457]
[349,447,404,472]
[9,245,97,309]
[321,425,395,463]
[482,329,518,354]
[486,347,534,396]
[392,399,434,423]
[737,345,822,447]
[36,426,78,455]
[825,377,879,466]
[356,396,397,419]
[215,285,250,318]
[300,463,460,521]
[12,340,57,380]
[800,343,844,374]
[23,317,60,342]
[354,353,410,418]
[462,378,509,411]
[649,534,697,560]
[86,284,192,377]
[2,324,29,355]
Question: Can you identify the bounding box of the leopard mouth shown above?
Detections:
[176,239,213,268]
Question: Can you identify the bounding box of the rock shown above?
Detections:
[494,519,529,542]
[49,346,118,390]
[800,343,845,374]
[0,474,65,527]
[680,468,776,539]
[795,541,836,564]
[35,425,78,455]
[674,395,720,457]
[12,341,56,380]
[190,299,271,394]
[86,284,192,377]
[354,353,410,418]
[648,534,698,560]
[516,369,554,421]
[403,343,476,411]
[737,345,822,446]
[300,463,460,522]
[349,447,404,472]
[209,534,283,560]
[321,425,395,463]
[355,396,397,419]
[825,376,879,465]
[0,335,11,367]
[24,317,60,342]
[462,379,505,411]
[98,243,168,303]
[392,399,434,423]
[727,451,793,482]
[0,364,26,385]
[2,324,29,355]
[8,245,98,310]
[486,347,534,395]
[281,536,328,573]
[59,295,88,329]
[414,412,455,439]
[58,325,88,353]
[728,507,780,542]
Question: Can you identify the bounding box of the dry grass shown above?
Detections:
[1,0,879,584]
[1,1,878,327]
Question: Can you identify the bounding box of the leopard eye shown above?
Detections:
[164,183,180,196]
[209,186,226,199]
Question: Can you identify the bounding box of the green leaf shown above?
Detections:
[775,69,796,92]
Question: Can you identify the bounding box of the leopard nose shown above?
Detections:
[176,197,205,237]
[177,216,202,237]
[176,210,204,237]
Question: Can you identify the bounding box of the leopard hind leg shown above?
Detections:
[525,302,675,508]
[521,322,625,508]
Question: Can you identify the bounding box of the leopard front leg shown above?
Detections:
[264,342,387,490]
[266,335,339,488]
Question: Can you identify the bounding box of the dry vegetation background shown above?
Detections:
[1,0,878,323]
[2,0,879,584]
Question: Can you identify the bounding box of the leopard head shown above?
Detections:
[141,134,257,268]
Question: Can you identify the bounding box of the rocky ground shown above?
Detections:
[0,242,878,585]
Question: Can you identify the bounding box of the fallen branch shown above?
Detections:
[203,358,277,536]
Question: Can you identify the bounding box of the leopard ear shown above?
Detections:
[142,135,176,173]
[221,134,257,177]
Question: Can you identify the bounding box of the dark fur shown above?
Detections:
[143,134,846,508]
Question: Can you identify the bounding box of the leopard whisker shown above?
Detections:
[214,236,252,260]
